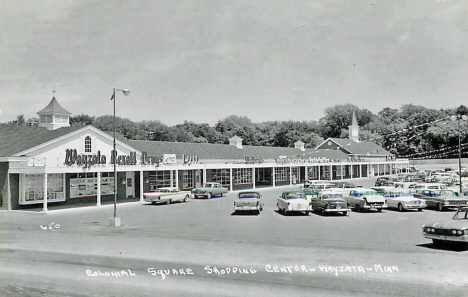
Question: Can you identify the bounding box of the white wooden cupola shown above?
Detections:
[37,90,71,130]
[229,135,243,149]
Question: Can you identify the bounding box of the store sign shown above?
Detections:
[163,154,177,164]
[183,154,199,164]
[64,149,137,167]
[64,149,107,166]
[140,152,162,165]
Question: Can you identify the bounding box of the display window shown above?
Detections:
[234,168,252,185]
[148,170,176,190]
[207,169,230,187]
[275,167,289,181]
[69,172,114,198]
[21,174,65,204]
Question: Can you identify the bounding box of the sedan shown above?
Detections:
[233,191,263,214]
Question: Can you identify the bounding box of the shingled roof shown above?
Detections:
[0,124,84,157]
[37,97,71,115]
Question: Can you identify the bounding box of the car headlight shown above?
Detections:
[452,230,457,235]
[457,230,464,236]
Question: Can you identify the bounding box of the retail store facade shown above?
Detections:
[0,99,409,212]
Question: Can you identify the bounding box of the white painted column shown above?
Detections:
[170,170,174,187]
[359,164,362,178]
[289,166,293,185]
[329,165,332,181]
[175,169,179,188]
[252,167,256,189]
[305,166,308,181]
[318,166,321,181]
[7,172,11,211]
[97,172,101,206]
[341,165,344,180]
[272,167,276,187]
[230,168,233,191]
[43,173,48,213]
[140,170,144,202]
[203,167,207,184]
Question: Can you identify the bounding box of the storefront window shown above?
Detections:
[275,167,288,181]
[69,172,114,198]
[22,174,65,204]
[148,170,176,190]
[207,169,230,187]
[234,168,252,185]
[180,170,195,189]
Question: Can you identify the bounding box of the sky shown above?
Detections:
[1,0,468,126]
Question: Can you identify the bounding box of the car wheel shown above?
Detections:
[355,204,361,212]
[207,193,212,199]
[417,208,423,212]
[377,208,382,212]
[437,203,444,211]
[166,199,171,205]
[184,195,189,202]
[320,208,326,216]
[398,204,404,212]
[342,211,347,216]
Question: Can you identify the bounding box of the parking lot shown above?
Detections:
[1,177,467,297]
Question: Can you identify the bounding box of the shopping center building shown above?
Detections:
[0,97,409,211]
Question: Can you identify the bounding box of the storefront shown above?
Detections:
[0,120,409,212]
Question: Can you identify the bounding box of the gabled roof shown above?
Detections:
[316,137,390,156]
[37,97,71,115]
[344,141,390,156]
[0,124,84,157]
[303,149,350,160]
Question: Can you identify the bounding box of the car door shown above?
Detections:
[277,193,286,210]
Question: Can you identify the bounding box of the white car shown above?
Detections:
[144,187,191,205]
[344,188,387,212]
[277,191,311,215]
[382,189,426,212]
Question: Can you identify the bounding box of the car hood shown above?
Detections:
[391,197,421,202]
[425,220,468,229]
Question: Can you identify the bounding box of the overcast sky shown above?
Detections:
[1,0,467,126]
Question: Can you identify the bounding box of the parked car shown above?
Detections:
[422,206,468,249]
[344,188,387,212]
[277,191,311,215]
[382,189,426,212]
[301,188,320,202]
[393,182,418,191]
[412,189,468,211]
[233,191,263,214]
[143,187,191,205]
[301,181,333,190]
[310,191,350,216]
[375,177,393,187]
[191,182,229,199]
[414,183,448,190]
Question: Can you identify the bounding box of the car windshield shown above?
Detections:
[238,193,260,199]
[321,194,343,199]
[453,209,468,220]
[285,192,305,199]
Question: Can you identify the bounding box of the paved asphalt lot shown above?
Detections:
[1,177,467,297]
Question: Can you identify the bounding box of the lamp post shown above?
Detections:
[110,87,130,227]
[450,114,467,197]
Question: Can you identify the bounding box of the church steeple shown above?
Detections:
[348,111,359,142]
[37,89,71,130]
